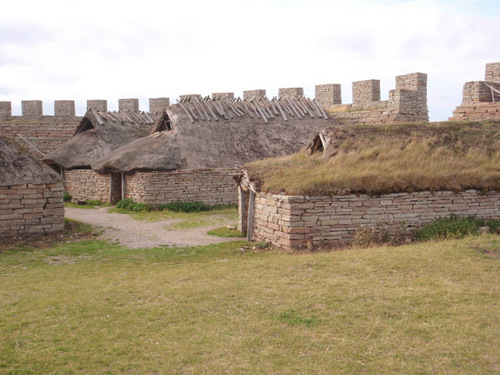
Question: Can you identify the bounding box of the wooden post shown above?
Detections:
[246,190,255,242]
[121,173,126,201]
[238,186,246,234]
[109,174,113,203]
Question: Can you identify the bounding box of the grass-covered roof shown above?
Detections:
[240,121,500,196]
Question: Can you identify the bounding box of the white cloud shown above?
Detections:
[0,0,499,120]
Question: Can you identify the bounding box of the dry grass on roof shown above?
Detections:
[243,121,500,196]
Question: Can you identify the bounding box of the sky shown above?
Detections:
[0,0,499,121]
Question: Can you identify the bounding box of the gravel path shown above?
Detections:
[65,206,241,249]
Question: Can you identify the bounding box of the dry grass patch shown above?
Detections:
[244,121,500,195]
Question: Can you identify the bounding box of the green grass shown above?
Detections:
[207,226,245,237]
[1,234,499,374]
[110,206,239,229]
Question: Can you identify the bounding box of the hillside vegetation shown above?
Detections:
[244,121,500,196]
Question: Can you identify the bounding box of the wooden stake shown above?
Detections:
[246,190,255,242]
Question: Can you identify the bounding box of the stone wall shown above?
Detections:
[0,100,82,156]
[485,62,500,82]
[212,92,235,100]
[63,169,111,203]
[314,84,342,107]
[450,62,500,121]
[449,102,500,121]
[316,72,428,124]
[352,79,380,104]
[0,97,171,156]
[0,182,65,236]
[246,190,500,251]
[126,169,238,206]
[279,87,304,99]
[243,90,267,100]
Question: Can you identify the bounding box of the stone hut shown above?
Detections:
[235,122,500,250]
[43,108,156,204]
[0,136,65,237]
[91,97,332,206]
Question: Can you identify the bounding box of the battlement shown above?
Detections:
[212,92,234,100]
[279,87,304,99]
[352,79,381,105]
[450,62,500,121]
[485,62,500,82]
[0,70,430,157]
[314,72,428,123]
[0,97,174,118]
[243,90,267,100]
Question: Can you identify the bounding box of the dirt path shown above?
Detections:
[64,206,241,249]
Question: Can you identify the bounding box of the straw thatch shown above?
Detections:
[92,98,333,174]
[0,136,62,186]
[43,109,156,169]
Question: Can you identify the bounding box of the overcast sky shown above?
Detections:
[0,0,498,120]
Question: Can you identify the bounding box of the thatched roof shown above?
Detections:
[43,109,156,169]
[238,121,500,196]
[92,98,333,174]
[0,136,62,186]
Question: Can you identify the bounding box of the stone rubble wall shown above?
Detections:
[249,190,500,251]
[0,182,65,236]
[63,169,111,203]
[126,170,238,206]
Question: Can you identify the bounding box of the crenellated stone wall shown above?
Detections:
[1,68,432,160]
[315,72,428,124]
[125,169,238,206]
[450,62,500,121]
[0,97,171,156]
[0,182,65,236]
[245,190,500,251]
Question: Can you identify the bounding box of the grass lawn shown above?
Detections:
[109,206,239,230]
[0,233,499,374]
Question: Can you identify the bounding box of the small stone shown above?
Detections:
[478,226,491,235]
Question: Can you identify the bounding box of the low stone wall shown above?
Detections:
[126,169,237,206]
[64,169,111,203]
[0,182,65,236]
[249,190,500,251]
